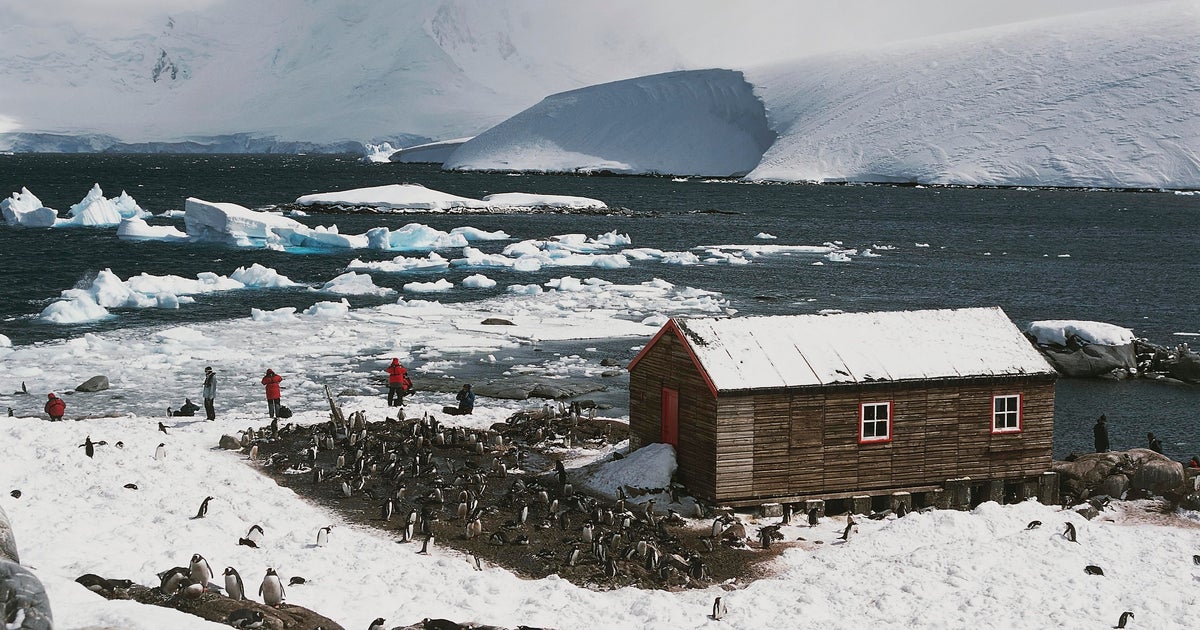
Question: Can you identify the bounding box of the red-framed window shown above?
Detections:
[992,394,1022,433]
[859,401,892,444]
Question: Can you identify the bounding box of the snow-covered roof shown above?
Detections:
[655,307,1054,393]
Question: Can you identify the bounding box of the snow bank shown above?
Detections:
[1026,320,1138,347]
[1,187,57,227]
[446,69,775,177]
[0,334,10,347]
[574,442,676,500]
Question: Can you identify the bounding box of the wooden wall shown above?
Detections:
[628,328,718,499]
[708,376,1056,503]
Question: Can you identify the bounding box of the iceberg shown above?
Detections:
[184,197,306,247]
[116,217,189,241]
[64,184,124,227]
[1,187,57,227]
[295,184,491,211]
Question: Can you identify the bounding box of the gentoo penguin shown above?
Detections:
[1084,565,1105,576]
[9,490,20,499]
[710,596,728,620]
[259,567,285,607]
[224,567,245,600]
[158,566,190,594]
[189,553,214,589]
[158,422,169,434]
[248,444,259,461]
[1063,522,1078,543]
[154,443,166,460]
[840,516,855,542]
[80,436,95,458]
[418,533,434,555]
[194,496,214,519]
[226,607,265,629]
[808,507,820,527]
[124,483,138,490]
[895,501,909,518]
[368,618,387,630]
[288,576,306,585]
[316,525,331,547]
[1116,611,1134,629]
[1026,520,1042,530]
[239,524,265,548]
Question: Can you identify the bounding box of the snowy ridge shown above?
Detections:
[449,2,1200,188]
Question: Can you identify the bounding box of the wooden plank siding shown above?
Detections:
[700,376,1055,504]
[627,329,719,499]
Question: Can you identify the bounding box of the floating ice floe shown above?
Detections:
[403,279,455,293]
[461,274,497,289]
[1,187,57,227]
[295,183,607,212]
[361,141,398,163]
[59,184,151,227]
[116,217,189,241]
[317,272,397,296]
[38,265,297,324]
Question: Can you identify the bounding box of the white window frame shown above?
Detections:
[992,394,1022,434]
[859,401,892,444]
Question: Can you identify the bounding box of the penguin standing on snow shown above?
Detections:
[807,507,820,527]
[259,567,285,607]
[368,618,387,630]
[194,496,214,519]
[154,443,167,460]
[224,567,245,601]
[1063,522,1078,543]
[710,596,727,620]
[840,516,856,541]
[189,553,214,590]
[1116,611,1134,628]
[80,436,95,458]
[316,525,331,547]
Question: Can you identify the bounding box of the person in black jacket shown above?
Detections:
[1147,432,1164,454]
[1093,415,1109,452]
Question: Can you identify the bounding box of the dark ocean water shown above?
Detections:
[2,154,1198,458]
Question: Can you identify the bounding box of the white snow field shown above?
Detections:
[2,291,1200,629]
[446,2,1200,188]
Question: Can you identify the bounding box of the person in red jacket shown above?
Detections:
[261,369,283,418]
[385,358,411,407]
[44,392,65,421]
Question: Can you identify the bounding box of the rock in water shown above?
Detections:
[75,375,110,392]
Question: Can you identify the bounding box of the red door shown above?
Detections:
[660,387,678,447]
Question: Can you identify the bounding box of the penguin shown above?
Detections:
[1193,554,1200,566]
[259,567,285,607]
[158,566,190,594]
[312,467,323,485]
[488,531,508,546]
[189,553,214,590]
[21,382,27,394]
[1026,520,1042,530]
[180,580,205,599]
[418,533,434,555]
[807,507,820,527]
[316,525,331,547]
[1063,522,1078,543]
[80,436,95,458]
[9,490,20,499]
[154,443,166,460]
[248,444,259,461]
[341,481,352,498]
[382,498,395,522]
[239,524,265,548]
[124,483,138,490]
[224,567,245,601]
[159,422,169,434]
[840,516,855,542]
[226,608,265,629]
[895,501,909,518]
[288,576,306,585]
[194,496,213,519]
[1116,611,1134,629]
[710,596,727,621]
[368,618,387,630]
[604,557,618,578]
[1084,565,1105,576]
[567,544,581,567]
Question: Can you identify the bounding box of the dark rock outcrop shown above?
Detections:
[0,505,54,629]
[1053,449,1187,499]
[86,581,344,630]
[75,375,110,392]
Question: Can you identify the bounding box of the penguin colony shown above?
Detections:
[249,404,777,590]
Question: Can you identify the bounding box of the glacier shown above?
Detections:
[446,2,1200,188]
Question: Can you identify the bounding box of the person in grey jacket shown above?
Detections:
[202,366,217,420]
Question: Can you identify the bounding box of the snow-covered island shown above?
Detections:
[293,184,611,214]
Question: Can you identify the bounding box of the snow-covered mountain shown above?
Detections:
[0,0,691,151]
[446,1,1200,188]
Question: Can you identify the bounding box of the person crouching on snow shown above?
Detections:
[261,369,283,418]
[385,358,411,407]
[44,392,65,421]
[455,383,474,415]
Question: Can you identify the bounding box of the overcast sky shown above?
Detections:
[2,0,1168,59]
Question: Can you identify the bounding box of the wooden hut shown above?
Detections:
[627,307,1057,507]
